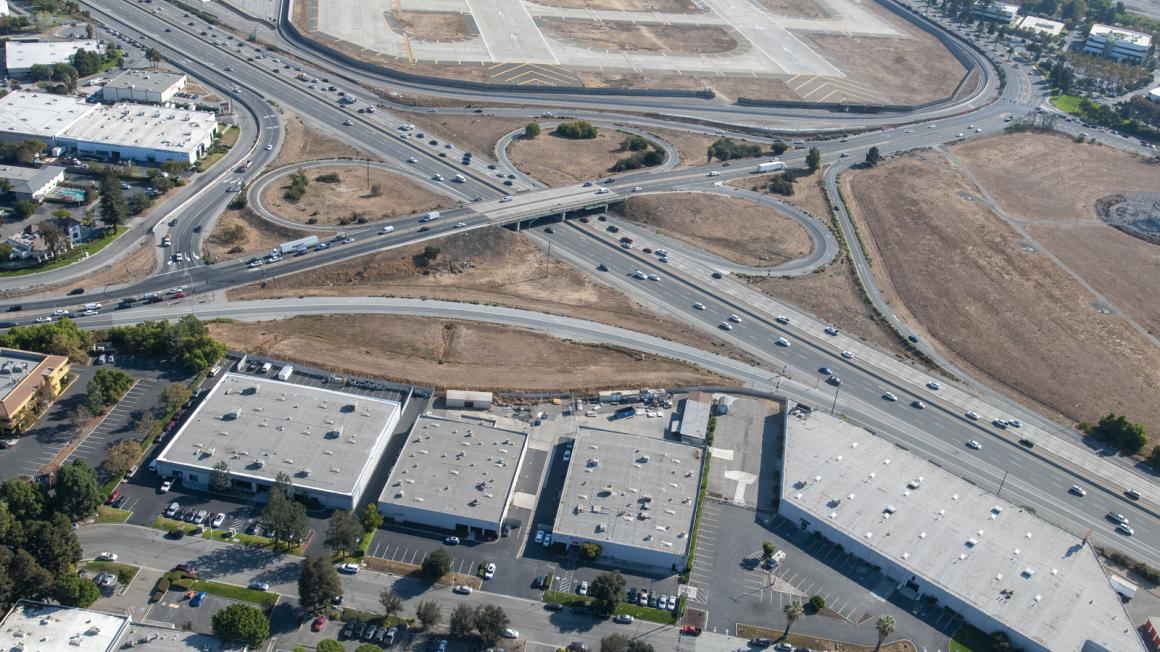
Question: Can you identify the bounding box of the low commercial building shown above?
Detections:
[0,92,94,145]
[378,415,528,536]
[779,410,1143,652]
[673,391,711,445]
[553,427,704,570]
[154,372,401,509]
[0,601,129,652]
[1147,86,1160,103]
[4,39,105,76]
[1084,23,1152,63]
[0,348,71,435]
[0,164,64,201]
[102,69,187,104]
[973,2,1019,22]
[1016,15,1065,37]
[444,389,493,410]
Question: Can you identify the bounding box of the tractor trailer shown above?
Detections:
[755,160,787,173]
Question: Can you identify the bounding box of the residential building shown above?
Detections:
[973,2,1019,22]
[444,389,493,410]
[0,164,65,201]
[4,39,104,76]
[1084,24,1152,63]
[154,373,401,509]
[778,409,1144,652]
[378,414,528,536]
[102,70,188,104]
[3,232,50,263]
[0,348,71,435]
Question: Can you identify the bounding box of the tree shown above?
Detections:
[422,245,440,263]
[579,542,602,560]
[554,120,598,139]
[20,516,83,575]
[261,478,309,548]
[210,460,232,494]
[587,570,625,616]
[806,147,822,173]
[211,603,269,648]
[524,122,541,139]
[38,221,69,254]
[1089,413,1148,453]
[135,411,159,439]
[865,146,882,166]
[7,550,54,600]
[421,548,452,579]
[128,192,153,215]
[98,170,128,229]
[874,615,896,651]
[1149,445,1160,468]
[71,49,103,76]
[601,634,653,652]
[54,573,100,607]
[368,183,383,198]
[53,460,101,522]
[13,200,37,220]
[449,603,476,638]
[474,604,510,645]
[87,368,134,413]
[145,47,163,66]
[2,478,44,520]
[298,556,341,612]
[317,641,343,652]
[324,509,364,557]
[761,541,777,560]
[379,588,402,616]
[103,440,141,477]
[809,595,826,611]
[161,383,193,414]
[360,503,383,533]
[707,138,762,162]
[415,599,443,630]
[354,646,381,652]
[768,173,795,196]
[783,600,804,637]
[771,141,788,155]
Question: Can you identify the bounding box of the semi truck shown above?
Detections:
[277,235,320,255]
[755,160,786,173]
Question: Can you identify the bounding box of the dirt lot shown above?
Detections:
[950,132,1160,222]
[270,111,372,169]
[756,0,829,18]
[260,165,454,226]
[228,227,739,360]
[83,239,159,289]
[802,11,966,105]
[533,0,702,13]
[203,208,313,263]
[843,149,1160,442]
[541,20,737,54]
[508,128,659,186]
[396,12,472,41]
[401,114,528,159]
[612,193,812,266]
[574,70,798,102]
[208,315,726,392]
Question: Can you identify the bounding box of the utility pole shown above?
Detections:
[366,157,370,190]
[831,384,841,415]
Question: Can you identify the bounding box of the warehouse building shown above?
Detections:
[154,373,401,509]
[0,92,94,145]
[0,164,65,201]
[0,348,71,435]
[444,389,493,410]
[779,410,1143,652]
[4,40,104,76]
[378,415,528,537]
[102,70,187,104]
[1084,24,1152,62]
[553,427,704,570]
[673,391,712,445]
[0,601,129,652]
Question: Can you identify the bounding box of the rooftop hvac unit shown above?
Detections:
[206,446,215,457]
[255,459,265,468]
[330,468,341,473]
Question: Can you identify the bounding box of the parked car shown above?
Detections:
[248,580,269,591]
[338,563,360,574]
[190,591,207,607]
[577,581,589,596]
[159,479,173,493]
[311,615,327,632]
[96,552,117,561]
[453,584,473,595]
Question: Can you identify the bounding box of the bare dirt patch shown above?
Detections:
[950,132,1160,222]
[508,129,657,186]
[270,111,373,169]
[734,168,831,221]
[612,193,812,267]
[208,315,726,392]
[574,71,799,102]
[227,227,738,360]
[801,13,966,105]
[843,149,1160,441]
[400,114,529,159]
[84,239,159,289]
[756,0,829,18]
[204,208,314,263]
[261,165,454,226]
[531,0,702,13]
[396,12,472,41]
[541,20,737,54]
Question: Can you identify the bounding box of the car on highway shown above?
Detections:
[96,552,117,561]
[1125,489,1140,501]
[647,273,660,281]
[160,479,173,493]
[775,315,790,324]
[776,337,790,347]
[911,400,925,409]
[248,580,269,591]
[926,381,941,390]
[1009,419,1022,428]
[719,322,733,331]
[500,195,512,202]
[819,367,832,375]
[484,563,496,579]
[407,157,417,163]
[338,563,360,574]
[728,314,742,323]
[454,222,467,228]
[966,439,981,450]
[577,581,589,596]
[992,419,1008,429]
[444,536,460,545]
[379,225,395,234]
[965,411,980,420]
[708,171,720,177]
[342,119,352,126]
[693,302,706,310]
[1069,485,1086,497]
[824,326,839,335]
[632,186,643,192]
[453,584,473,595]
[883,392,897,402]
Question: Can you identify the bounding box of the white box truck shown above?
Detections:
[755,160,786,173]
[420,211,441,223]
[276,365,294,381]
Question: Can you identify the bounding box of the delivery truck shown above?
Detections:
[755,160,786,173]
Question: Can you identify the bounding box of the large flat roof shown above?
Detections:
[1090,23,1152,46]
[782,412,1142,652]
[0,348,69,420]
[0,91,95,138]
[59,103,217,155]
[555,427,702,557]
[0,600,129,652]
[103,69,186,93]
[5,40,104,71]
[379,415,528,525]
[157,373,400,497]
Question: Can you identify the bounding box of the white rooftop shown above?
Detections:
[782,411,1143,652]
[1089,23,1152,46]
[157,373,400,497]
[5,40,104,71]
[379,415,528,524]
[0,601,129,652]
[103,69,186,93]
[59,103,217,155]
[0,91,94,138]
[1017,15,1065,35]
[555,427,703,556]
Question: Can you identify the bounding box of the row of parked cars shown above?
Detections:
[163,501,228,529]
[339,619,400,647]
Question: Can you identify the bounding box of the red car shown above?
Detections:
[578,216,590,223]
[172,291,187,299]
[642,248,652,254]
[681,625,702,637]
[104,490,121,505]
[311,615,327,632]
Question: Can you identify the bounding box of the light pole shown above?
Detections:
[830,383,842,415]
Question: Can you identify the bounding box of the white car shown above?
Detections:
[453,584,473,595]
[728,314,742,323]
[97,552,117,561]
[160,479,173,493]
[647,274,660,282]
[34,316,53,323]
[1069,485,1086,497]
[1009,419,1022,428]
[776,337,790,347]
[693,302,706,310]
[379,225,395,234]
[484,562,496,579]
[926,381,941,390]
[543,533,552,547]
[824,326,838,336]
[342,119,353,126]
[719,322,733,331]
[966,440,981,450]
[407,157,417,163]
[502,628,519,639]
[708,171,720,177]
[775,315,790,324]
[249,580,269,591]
[338,563,360,574]
[595,187,610,194]
[53,308,69,316]
[534,530,545,544]
[500,195,513,203]
[632,186,643,192]
[578,581,589,596]
[883,392,897,402]
[965,411,980,420]
[454,222,467,228]
[211,513,226,528]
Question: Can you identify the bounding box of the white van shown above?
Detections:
[260,362,272,374]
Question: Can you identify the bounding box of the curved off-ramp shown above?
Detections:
[246,158,470,232]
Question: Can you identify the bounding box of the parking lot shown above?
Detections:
[147,590,246,634]
[65,377,161,475]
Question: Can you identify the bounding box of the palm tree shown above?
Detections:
[782,600,804,638]
[145,48,163,66]
[875,615,896,651]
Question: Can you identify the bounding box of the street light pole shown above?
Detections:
[831,384,841,415]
